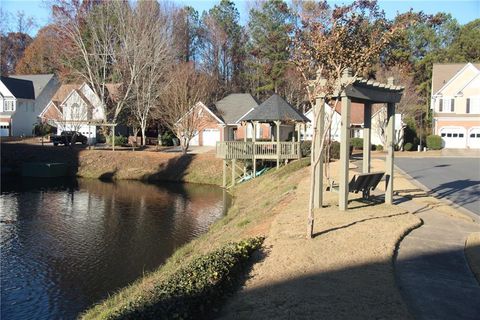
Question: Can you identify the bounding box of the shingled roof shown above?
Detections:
[9,74,55,99]
[213,93,259,124]
[0,76,35,99]
[239,94,309,123]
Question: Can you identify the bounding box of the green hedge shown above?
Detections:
[107,135,128,146]
[426,135,443,150]
[106,237,264,320]
[301,141,312,157]
[404,142,415,151]
[351,138,363,149]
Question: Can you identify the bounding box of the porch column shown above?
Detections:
[297,123,301,142]
[112,125,115,151]
[385,102,395,204]
[223,160,227,187]
[231,159,236,187]
[363,103,372,173]
[252,121,258,178]
[275,120,281,168]
[313,97,324,209]
[339,94,351,211]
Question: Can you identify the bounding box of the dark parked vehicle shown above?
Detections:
[52,131,88,146]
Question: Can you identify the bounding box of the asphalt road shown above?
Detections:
[395,157,480,216]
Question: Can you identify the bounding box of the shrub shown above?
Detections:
[427,134,443,150]
[404,142,415,151]
[351,137,363,149]
[161,131,175,146]
[301,141,312,157]
[107,237,264,320]
[33,122,54,136]
[107,135,127,146]
[329,141,341,160]
[376,144,383,151]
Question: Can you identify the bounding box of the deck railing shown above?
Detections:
[216,141,302,160]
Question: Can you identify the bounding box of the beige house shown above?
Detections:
[431,63,480,149]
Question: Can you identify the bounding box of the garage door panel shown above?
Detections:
[468,127,480,149]
[202,128,220,146]
[440,127,466,149]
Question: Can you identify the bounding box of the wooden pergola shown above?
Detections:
[313,69,404,210]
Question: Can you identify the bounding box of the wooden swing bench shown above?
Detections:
[328,172,385,200]
[348,172,385,200]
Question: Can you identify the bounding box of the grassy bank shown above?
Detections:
[81,158,310,319]
[1,142,223,185]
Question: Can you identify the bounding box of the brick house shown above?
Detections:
[188,93,272,146]
[431,63,480,149]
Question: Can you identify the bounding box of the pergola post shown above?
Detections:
[339,93,351,211]
[275,120,281,168]
[363,103,372,173]
[385,102,395,204]
[313,97,324,209]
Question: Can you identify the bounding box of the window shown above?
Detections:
[471,134,475,138]
[447,133,452,137]
[441,133,446,137]
[440,98,455,112]
[4,100,15,111]
[459,133,464,138]
[477,134,480,138]
[453,133,458,138]
[469,97,480,114]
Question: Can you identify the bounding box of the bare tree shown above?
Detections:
[157,62,214,153]
[129,1,173,146]
[292,0,406,238]
[53,1,164,126]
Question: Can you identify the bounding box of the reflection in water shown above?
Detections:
[0,177,229,320]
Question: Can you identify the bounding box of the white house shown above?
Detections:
[0,74,60,136]
[304,102,404,147]
[431,63,480,149]
[41,82,109,143]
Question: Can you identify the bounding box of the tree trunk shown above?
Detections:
[141,127,146,146]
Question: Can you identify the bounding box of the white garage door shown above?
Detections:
[468,127,480,149]
[0,122,10,137]
[190,131,199,146]
[440,127,466,149]
[202,128,220,146]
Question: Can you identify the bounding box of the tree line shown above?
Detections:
[1,0,479,145]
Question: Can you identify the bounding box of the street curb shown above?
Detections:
[394,164,479,224]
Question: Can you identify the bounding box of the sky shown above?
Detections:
[1,0,479,36]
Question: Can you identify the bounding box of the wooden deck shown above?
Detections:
[216,141,302,160]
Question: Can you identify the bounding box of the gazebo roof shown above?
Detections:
[238,94,309,123]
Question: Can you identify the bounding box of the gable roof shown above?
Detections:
[213,93,259,124]
[0,76,35,99]
[455,72,480,95]
[239,94,308,123]
[176,101,224,125]
[431,63,480,95]
[9,74,55,99]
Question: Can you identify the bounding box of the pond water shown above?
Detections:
[0,177,229,320]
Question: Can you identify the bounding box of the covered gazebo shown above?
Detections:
[216,94,309,187]
[313,69,404,210]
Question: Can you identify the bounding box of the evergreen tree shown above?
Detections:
[247,0,293,95]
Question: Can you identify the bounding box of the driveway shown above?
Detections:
[395,157,480,216]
